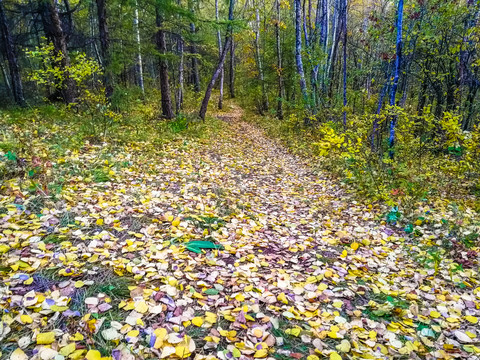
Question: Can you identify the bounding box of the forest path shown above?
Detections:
[199,102,480,359]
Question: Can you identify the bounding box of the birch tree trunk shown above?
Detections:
[275,0,284,119]
[134,1,144,95]
[189,1,201,93]
[254,1,268,113]
[0,0,25,106]
[327,0,342,99]
[216,0,224,109]
[229,39,235,98]
[294,0,309,106]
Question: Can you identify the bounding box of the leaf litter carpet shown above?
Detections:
[1,104,479,360]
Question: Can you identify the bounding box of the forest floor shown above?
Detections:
[1,102,479,360]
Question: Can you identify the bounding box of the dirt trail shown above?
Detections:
[201,102,480,360]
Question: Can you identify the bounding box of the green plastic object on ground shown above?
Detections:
[185,240,224,253]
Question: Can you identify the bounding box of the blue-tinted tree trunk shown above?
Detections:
[389,0,403,158]
[342,0,347,127]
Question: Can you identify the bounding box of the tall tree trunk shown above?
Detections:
[372,80,389,151]
[90,1,102,66]
[229,38,235,98]
[463,80,478,130]
[199,0,234,120]
[388,0,403,158]
[320,0,328,49]
[254,2,268,113]
[40,0,75,104]
[327,0,341,99]
[189,1,200,93]
[156,5,174,119]
[417,77,428,116]
[176,37,184,113]
[342,0,347,127]
[294,0,308,106]
[96,0,113,99]
[275,0,284,119]
[63,0,74,42]
[134,1,144,95]
[190,22,200,92]
[0,0,25,106]
[1,60,12,95]
[216,0,224,109]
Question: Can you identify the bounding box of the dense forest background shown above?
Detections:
[1,0,480,207]
[4,0,480,122]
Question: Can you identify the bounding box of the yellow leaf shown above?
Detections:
[192,292,204,299]
[332,301,343,308]
[205,312,217,323]
[69,350,87,360]
[50,305,68,312]
[341,250,347,258]
[330,352,342,360]
[192,317,204,327]
[0,244,10,253]
[134,301,149,314]
[96,218,104,226]
[254,349,268,358]
[153,328,168,348]
[172,217,181,227]
[336,339,351,352]
[59,343,76,356]
[277,292,288,304]
[74,281,85,288]
[290,328,301,337]
[430,311,441,318]
[235,293,245,302]
[20,314,33,324]
[10,348,28,360]
[175,345,190,358]
[318,283,328,291]
[127,330,139,338]
[71,332,84,341]
[350,242,359,251]
[37,332,55,345]
[324,270,333,278]
[154,328,168,339]
[465,316,478,324]
[307,356,319,360]
[24,277,33,285]
[85,349,101,360]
